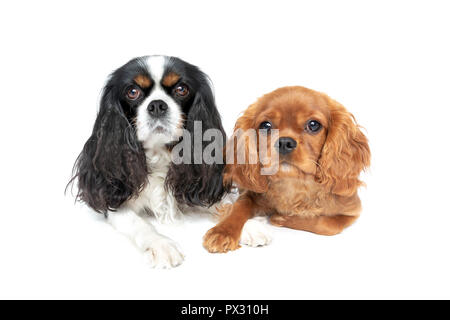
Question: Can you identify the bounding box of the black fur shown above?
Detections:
[165,67,229,207]
[68,58,149,214]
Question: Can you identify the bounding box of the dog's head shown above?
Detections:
[70,56,227,213]
[225,86,370,196]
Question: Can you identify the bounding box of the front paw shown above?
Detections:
[203,226,240,253]
[240,217,272,247]
[143,237,184,269]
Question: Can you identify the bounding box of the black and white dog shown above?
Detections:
[69,56,229,268]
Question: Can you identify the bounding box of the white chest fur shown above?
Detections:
[126,146,181,223]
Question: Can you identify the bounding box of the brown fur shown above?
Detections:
[203,86,370,253]
[162,72,180,87]
[203,195,255,253]
[133,74,152,88]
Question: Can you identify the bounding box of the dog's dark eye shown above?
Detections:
[306,120,322,133]
[259,121,272,131]
[174,84,189,97]
[126,86,141,100]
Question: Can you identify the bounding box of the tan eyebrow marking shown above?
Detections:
[162,72,181,87]
[133,74,152,88]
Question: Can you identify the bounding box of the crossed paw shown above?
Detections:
[203,218,272,253]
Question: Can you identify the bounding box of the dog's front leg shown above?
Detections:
[107,208,184,268]
[203,194,256,253]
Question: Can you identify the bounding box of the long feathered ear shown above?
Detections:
[316,100,370,197]
[68,86,148,214]
[223,104,269,193]
[166,79,229,207]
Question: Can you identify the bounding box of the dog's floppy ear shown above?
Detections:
[68,85,147,214]
[316,100,370,196]
[166,77,228,207]
[223,105,269,193]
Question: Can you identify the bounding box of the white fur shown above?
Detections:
[240,217,272,247]
[136,56,183,145]
[107,55,186,269]
[127,146,182,224]
[108,145,184,268]
[146,55,166,82]
[107,209,184,269]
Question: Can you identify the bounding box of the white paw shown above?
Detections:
[240,217,272,247]
[143,237,184,269]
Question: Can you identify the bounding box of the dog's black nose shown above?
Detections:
[147,100,168,117]
[276,137,297,155]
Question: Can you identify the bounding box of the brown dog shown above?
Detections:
[203,86,370,253]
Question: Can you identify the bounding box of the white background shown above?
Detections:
[1,0,449,299]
